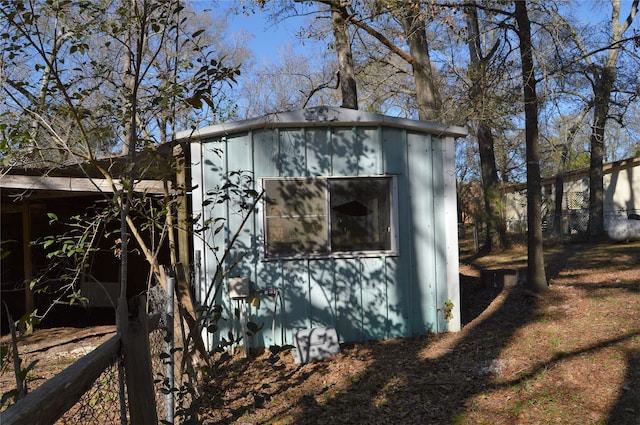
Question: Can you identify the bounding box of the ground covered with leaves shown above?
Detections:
[2,239,639,424]
[199,240,640,425]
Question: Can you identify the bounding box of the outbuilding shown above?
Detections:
[179,106,467,349]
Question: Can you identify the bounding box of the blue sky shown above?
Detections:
[214,1,314,64]
[207,0,640,62]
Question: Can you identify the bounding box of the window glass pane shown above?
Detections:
[330,178,391,252]
[264,179,325,216]
[264,178,328,256]
[265,217,328,255]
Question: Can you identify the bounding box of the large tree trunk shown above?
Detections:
[586,0,638,238]
[588,64,615,239]
[552,144,568,237]
[400,0,441,121]
[477,123,508,250]
[587,125,605,238]
[330,1,358,110]
[514,0,548,295]
[465,1,507,252]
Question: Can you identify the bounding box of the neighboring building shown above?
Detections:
[503,156,640,234]
[180,106,467,350]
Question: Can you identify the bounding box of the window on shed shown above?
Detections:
[263,176,397,258]
[264,178,328,256]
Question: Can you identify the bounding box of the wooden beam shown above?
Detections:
[174,144,191,269]
[21,200,34,313]
[0,175,170,194]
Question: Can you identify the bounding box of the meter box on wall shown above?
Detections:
[227,276,250,299]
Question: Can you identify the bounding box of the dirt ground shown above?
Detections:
[0,325,115,391]
[198,239,640,425]
[2,239,640,424]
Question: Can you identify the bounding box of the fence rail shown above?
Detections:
[0,293,172,425]
[1,336,121,425]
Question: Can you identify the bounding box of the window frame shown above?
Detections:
[261,175,399,260]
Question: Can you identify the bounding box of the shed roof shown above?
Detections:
[176,106,468,142]
[1,150,173,198]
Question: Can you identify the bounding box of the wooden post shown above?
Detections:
[21,200,34,313]
[174,143,191,269]
[119,296,158,425]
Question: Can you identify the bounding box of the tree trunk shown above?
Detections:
[400,0,441,121]
[514,0,548,295]
[119,296,158,425]
[553,174,565,236]
[552,146,568,237]
[586,0,638,238]
[330,1,358,110]
[478,123,508,251]
[465,1,507,252]
[588,69,614,239]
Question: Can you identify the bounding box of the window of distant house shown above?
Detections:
[263,176,398,259]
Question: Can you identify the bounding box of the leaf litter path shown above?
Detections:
[200,240,640,425]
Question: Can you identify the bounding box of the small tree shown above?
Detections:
[464,0,509,252]
[0,0,240,412]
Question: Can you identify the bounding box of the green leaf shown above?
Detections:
[43,236,55,249]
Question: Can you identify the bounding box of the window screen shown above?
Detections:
[330,178,391,252]
[264,178,328,256]
[263,176,396,258]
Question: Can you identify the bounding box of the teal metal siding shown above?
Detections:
[191,118,461,349]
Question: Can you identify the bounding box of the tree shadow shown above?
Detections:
[280,282,640,424]
[606,348,640,425]
[543,240,640,281]
[460,270,502,326]
[259,281,537,424]
[202,349,334,423]
[196,238,640,424]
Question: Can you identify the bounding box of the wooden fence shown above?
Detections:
[0,296,161,425]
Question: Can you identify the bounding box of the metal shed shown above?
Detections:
[179,106,467,349]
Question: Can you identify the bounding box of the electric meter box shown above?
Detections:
[227,276,250,299]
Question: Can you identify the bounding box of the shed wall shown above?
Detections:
[605,163,640,215]
[191,124,459,349]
